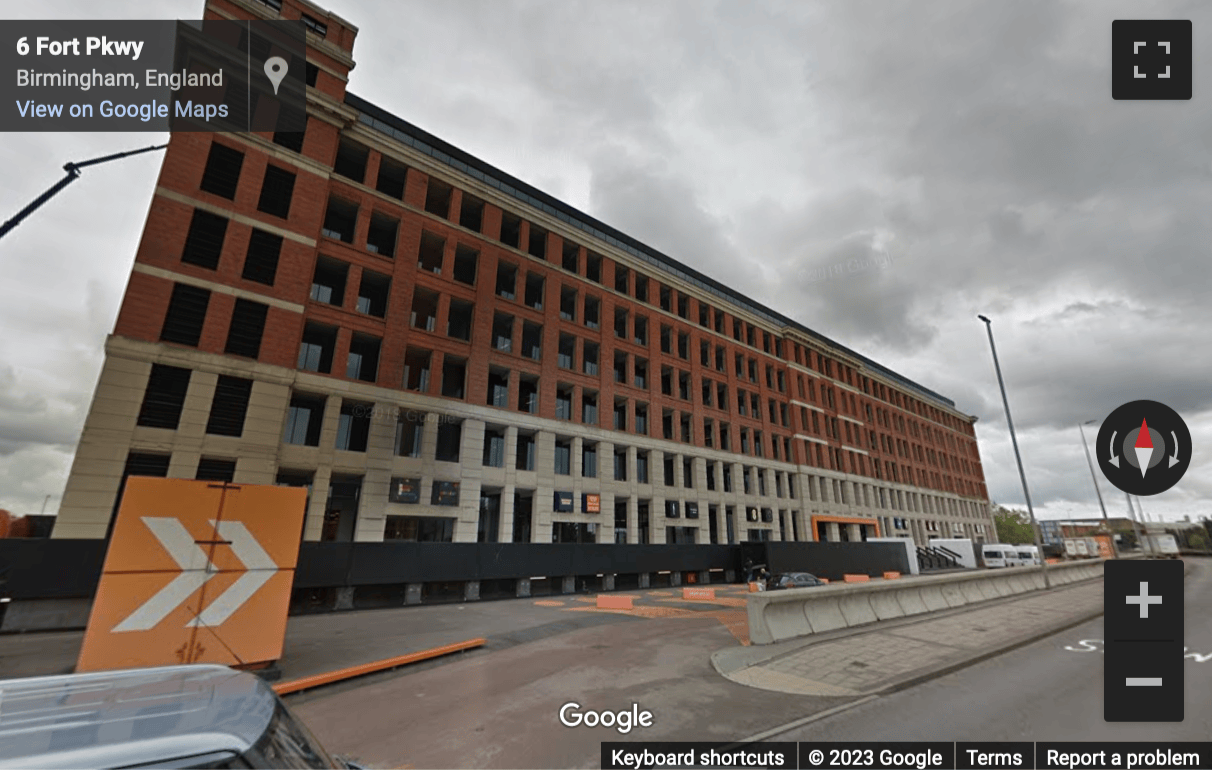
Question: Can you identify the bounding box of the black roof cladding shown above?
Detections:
[344,91,959,412]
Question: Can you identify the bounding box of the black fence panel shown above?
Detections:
[0,539,106,598]
[763,541,910,580]
[293,542,354,588]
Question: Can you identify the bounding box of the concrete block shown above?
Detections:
[896,588,929,616]
[843,574,870,583]
[883,572,901,580]
[596,595,633,610]
[804,597,848,634]
[920,585,949,611]
[517,578,531,598]
[405,584,422,605]
[869,591,906,621]
[639,573,650,588]
[959,581,986,603]
[725,569,736,582]
[940,583,968,608]
[763,600,813,641]
[562,576,576,594]
[671,572,682,586]
[603,575,616,591]
[838,594,878,627]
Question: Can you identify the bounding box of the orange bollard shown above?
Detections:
[883,571,901,580]
[596,595,634,609]
[843,574,870,583]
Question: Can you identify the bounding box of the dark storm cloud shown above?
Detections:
[3,0,1208,521]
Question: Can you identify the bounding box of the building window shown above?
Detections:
[492,313,513,352]
[614,264,630,294]
[496,262,517,300]
[366,213,398,257]
[586,252,602,282]
[301,12,328,36]
[660,285,672,312]
[196,458,237,483]
[346,333,381,382]
[560,286,577,321]
[395,416,423,458]
[613,448,627,481]
[516,433,536,471]
[322,197,357,243]
[403,348,431,392]
[137,364,191,429]
[426,178,453,219]
[356,270,391,317]
[242,229,282,285]
[524,273,545,310]
[273,118,307,153]
[562,241,580,272]
[558,334,576,369]
[555,440,571,475]
[582,443,597,477]
[435,421,462,462]
[613,399,627,431]
[449,246,478,286]
[521,322,543,361]
[224,299,268,359]
[459,195,484,232]
[410,287,439,332]
[376,157,408,199]
[613,351,627,384]
[635,358,648,389]
[635,275,649,303]
[256,165,295,219]
[582,342,599,376]
[181,209,227,269]
[336,401,371,452]
[483,428,506,467]
[584,296,600,329]
[310,256,348,306]
[635,404,648,435]
[487,369,510,408]
[499,211,522,248]
[528,225,548,260]
[441,357,467,399]
[677,294,688,319]
[518,377,538,414]
[200,142,244,199]
[447,299,474,342]
[284,393,325,446]
[160,283,210,347]
[614,308,628,339]
[205,375,253,437]
[418,232,444,273]
[332,137,369,182]
[297,322,336,373]
[582,392,598,425]
[556,386,573,420]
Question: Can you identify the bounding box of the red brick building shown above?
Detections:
[53,0,994,548]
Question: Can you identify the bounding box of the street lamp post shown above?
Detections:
[978,315,1050,588]
[1079,420,1117,558]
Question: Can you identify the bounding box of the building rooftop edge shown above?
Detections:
[343,91,961,414]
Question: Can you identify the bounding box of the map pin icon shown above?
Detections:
[264,56,288,95]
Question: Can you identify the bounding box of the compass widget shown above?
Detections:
[1096,400,1191,496]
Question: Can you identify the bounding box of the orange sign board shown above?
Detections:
[76,477,307,672]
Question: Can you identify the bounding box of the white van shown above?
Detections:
[1016,546,1040,565]
[982,543,1018,568]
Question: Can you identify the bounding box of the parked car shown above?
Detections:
[0,664,360,769]
[768,572,826,590]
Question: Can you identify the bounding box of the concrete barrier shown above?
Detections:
[596,595,634,610]
[843,574,870,583]
[747,559,1107,645]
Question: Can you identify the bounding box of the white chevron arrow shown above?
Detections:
[112,517,215,633]
[112,517,279,633]
[187,520,277,628]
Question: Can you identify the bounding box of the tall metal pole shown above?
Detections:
[1125,491,1146,554]
[1079,420,1117,557]
[978,315,1049,588]
[0,143,167,242]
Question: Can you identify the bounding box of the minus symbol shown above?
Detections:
[1126,678,1163,686]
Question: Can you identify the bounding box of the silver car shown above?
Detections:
[0,664,355,769]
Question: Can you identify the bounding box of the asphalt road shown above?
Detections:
[771,558,1212,743]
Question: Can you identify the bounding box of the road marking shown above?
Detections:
[1062,639,1212,662]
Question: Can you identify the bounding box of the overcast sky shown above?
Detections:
[2,0,1209,525]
